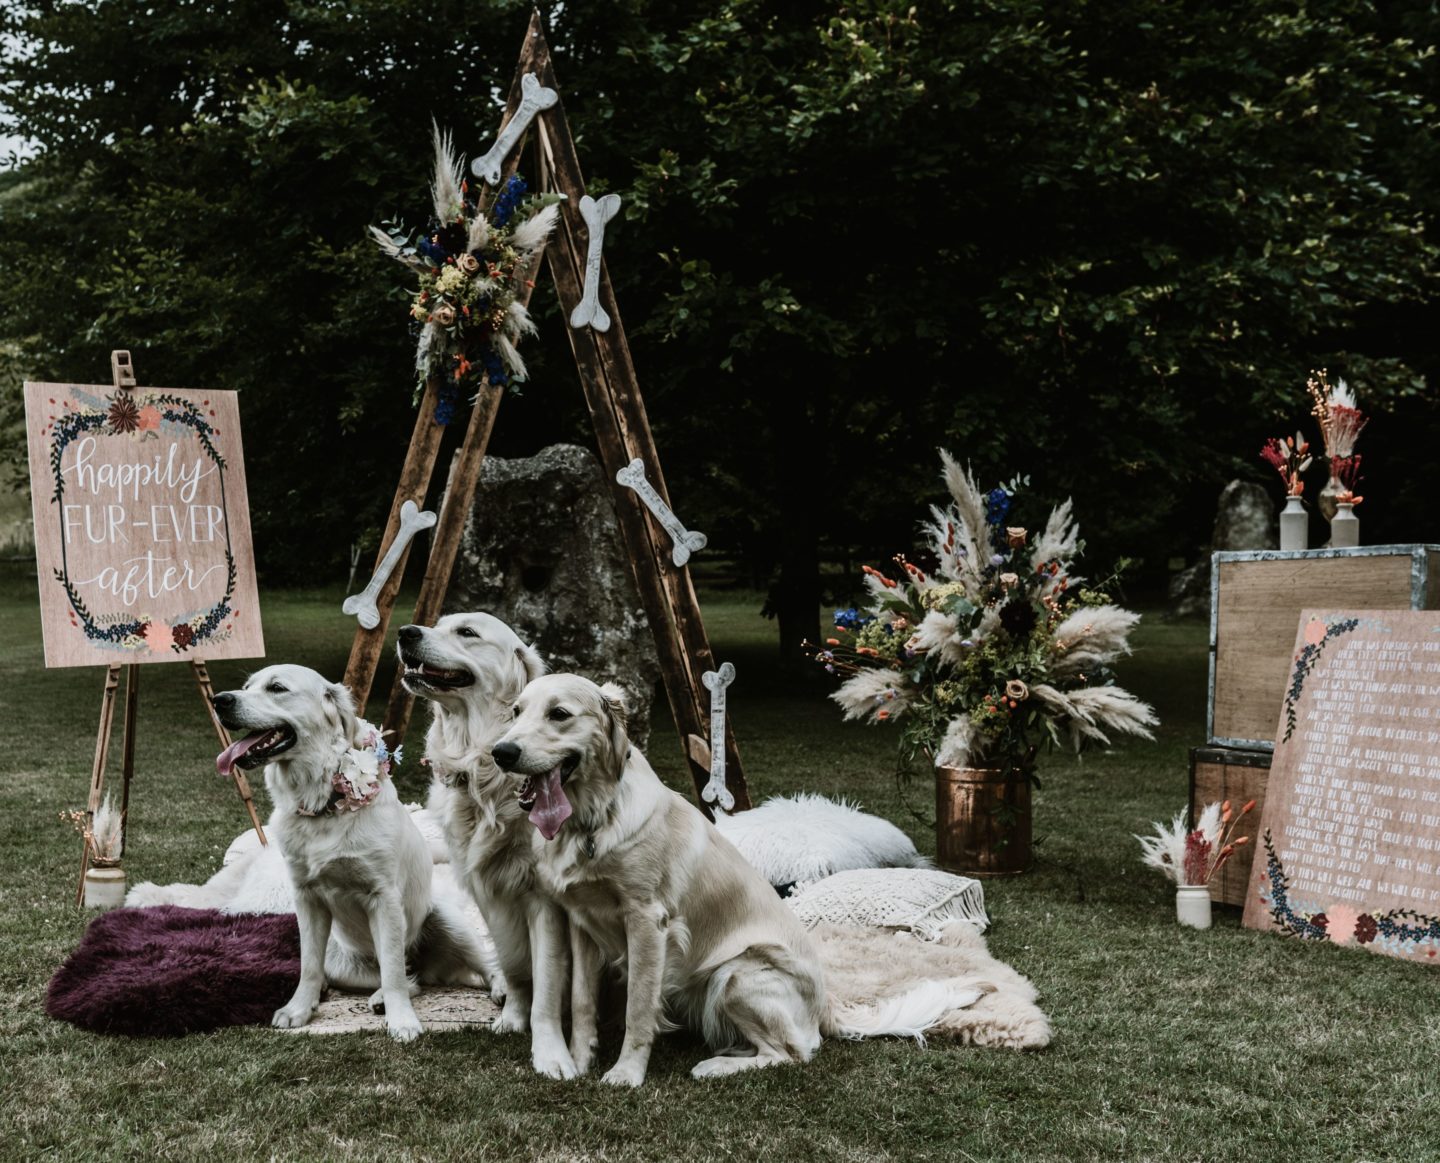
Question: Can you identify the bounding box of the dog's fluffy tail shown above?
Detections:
[823,980,992,1044]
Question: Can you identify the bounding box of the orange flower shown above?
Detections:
[1241,799,1256,814]
[826,638,840,646]
[876,709,890,721]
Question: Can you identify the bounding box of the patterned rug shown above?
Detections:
[281,987,500,1035]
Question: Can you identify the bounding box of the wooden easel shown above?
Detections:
[75,352,267,905]
[344,9,750,814]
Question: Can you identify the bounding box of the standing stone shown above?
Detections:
[1169,480,1280,618]
[1209,480,1277,553]
[445,444,661,750]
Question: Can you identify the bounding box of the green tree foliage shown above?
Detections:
[1,1,1435,652]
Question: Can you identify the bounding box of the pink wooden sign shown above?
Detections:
[1243,608,1440,964]
[23,380,265,669]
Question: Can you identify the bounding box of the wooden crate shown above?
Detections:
[1208,545,1440,750]
[1189,746,1270,907]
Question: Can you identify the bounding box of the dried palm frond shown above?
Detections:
[495,334,527,381]
[431,121,465,223]
[831,668,911,724]
[1135,808,1189,884]
[510,203,560,257]
[934,715,976,767]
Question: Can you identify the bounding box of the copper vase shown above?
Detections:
[934,764,1033,877]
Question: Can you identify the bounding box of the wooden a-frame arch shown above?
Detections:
[342,9,750,815]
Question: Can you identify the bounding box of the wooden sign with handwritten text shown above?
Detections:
[1243,609,1440,963]
[23,380,264,669]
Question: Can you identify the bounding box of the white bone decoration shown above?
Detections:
[471,72,559,187]
[615,457,707,566]
[568,194,621,332]
[700,663,736,811]
[342,501,437,630]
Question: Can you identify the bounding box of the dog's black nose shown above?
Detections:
[491,741,521,771]
[211,692,236,712]
[398,624,423,645]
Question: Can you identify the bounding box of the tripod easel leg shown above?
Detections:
[192,659,267,845]
[117,664,139,858]
[77,664,122,906]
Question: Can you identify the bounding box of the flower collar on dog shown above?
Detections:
[297,720,402,817]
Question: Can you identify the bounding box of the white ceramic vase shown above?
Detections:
[83,866,126,910]
[1176,884,1212,930]
[1331,502,1359,549]
[1278,495,1307,552]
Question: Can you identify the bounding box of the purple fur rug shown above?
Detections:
[46,906,300,1037]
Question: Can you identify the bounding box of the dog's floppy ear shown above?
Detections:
[323,680,360,743]
[598,681,630,773]
[515,641,546,684]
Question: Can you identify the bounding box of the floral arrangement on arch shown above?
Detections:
[819,451,1158,776]
[371,126,564,424]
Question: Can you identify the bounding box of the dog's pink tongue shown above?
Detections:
[528,766,572,841]
[216,731,268,777]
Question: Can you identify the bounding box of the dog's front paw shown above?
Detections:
[491,1003,528,1036]
[532,1042,579,1081]
[367,988,386,1014]
[272,1003,314,1030]
[571,1038,598,1075]
[387,1013,423,1043]
[600,1060,647,1088]
[487,973,508,1004]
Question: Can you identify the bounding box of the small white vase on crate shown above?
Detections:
[1331,502,1360,549]
[1175,884,1212,930]
[1278,494,1308,552]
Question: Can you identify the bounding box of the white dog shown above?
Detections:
[492,673,984,1085]
[397,614,579,1078]
[212,663,494,1041]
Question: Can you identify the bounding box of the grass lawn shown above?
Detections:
[1,561,1435,1161]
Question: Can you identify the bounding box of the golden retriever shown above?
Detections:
[398,613,579,1078]
[492,673,982,1085]
[212,664,493,1041]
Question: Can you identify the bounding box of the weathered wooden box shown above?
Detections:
[1208,545,1440,751]
[1189,746,1270,907]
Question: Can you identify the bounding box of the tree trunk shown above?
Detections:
[771,388,822,663]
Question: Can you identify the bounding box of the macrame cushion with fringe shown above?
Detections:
[785,868,989,939]
[714,792,928,888]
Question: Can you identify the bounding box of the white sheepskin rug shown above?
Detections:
[813,921,1051,1050]
[126,804,486,936]
[713,792,928,886]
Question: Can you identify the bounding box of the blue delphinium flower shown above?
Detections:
[833,607,872,631]
[984,487,1011,527]
[435,381,460,425]
[492,175,528,228]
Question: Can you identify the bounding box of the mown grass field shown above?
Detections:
[1,561,1435,1162]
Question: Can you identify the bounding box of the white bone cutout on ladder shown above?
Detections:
[615,458,707,566]
[471,72,558,187]
[569,194,622,333]
[342,501,437,630]
[701,663,736,811]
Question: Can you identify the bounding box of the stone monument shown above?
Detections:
[446,444,661,749]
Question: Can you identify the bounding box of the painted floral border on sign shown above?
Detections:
[1257,829,1440,962]
[1280,615,1396,742]
[41,387,238,656]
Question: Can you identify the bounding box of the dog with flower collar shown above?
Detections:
[212,663,496,1041]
